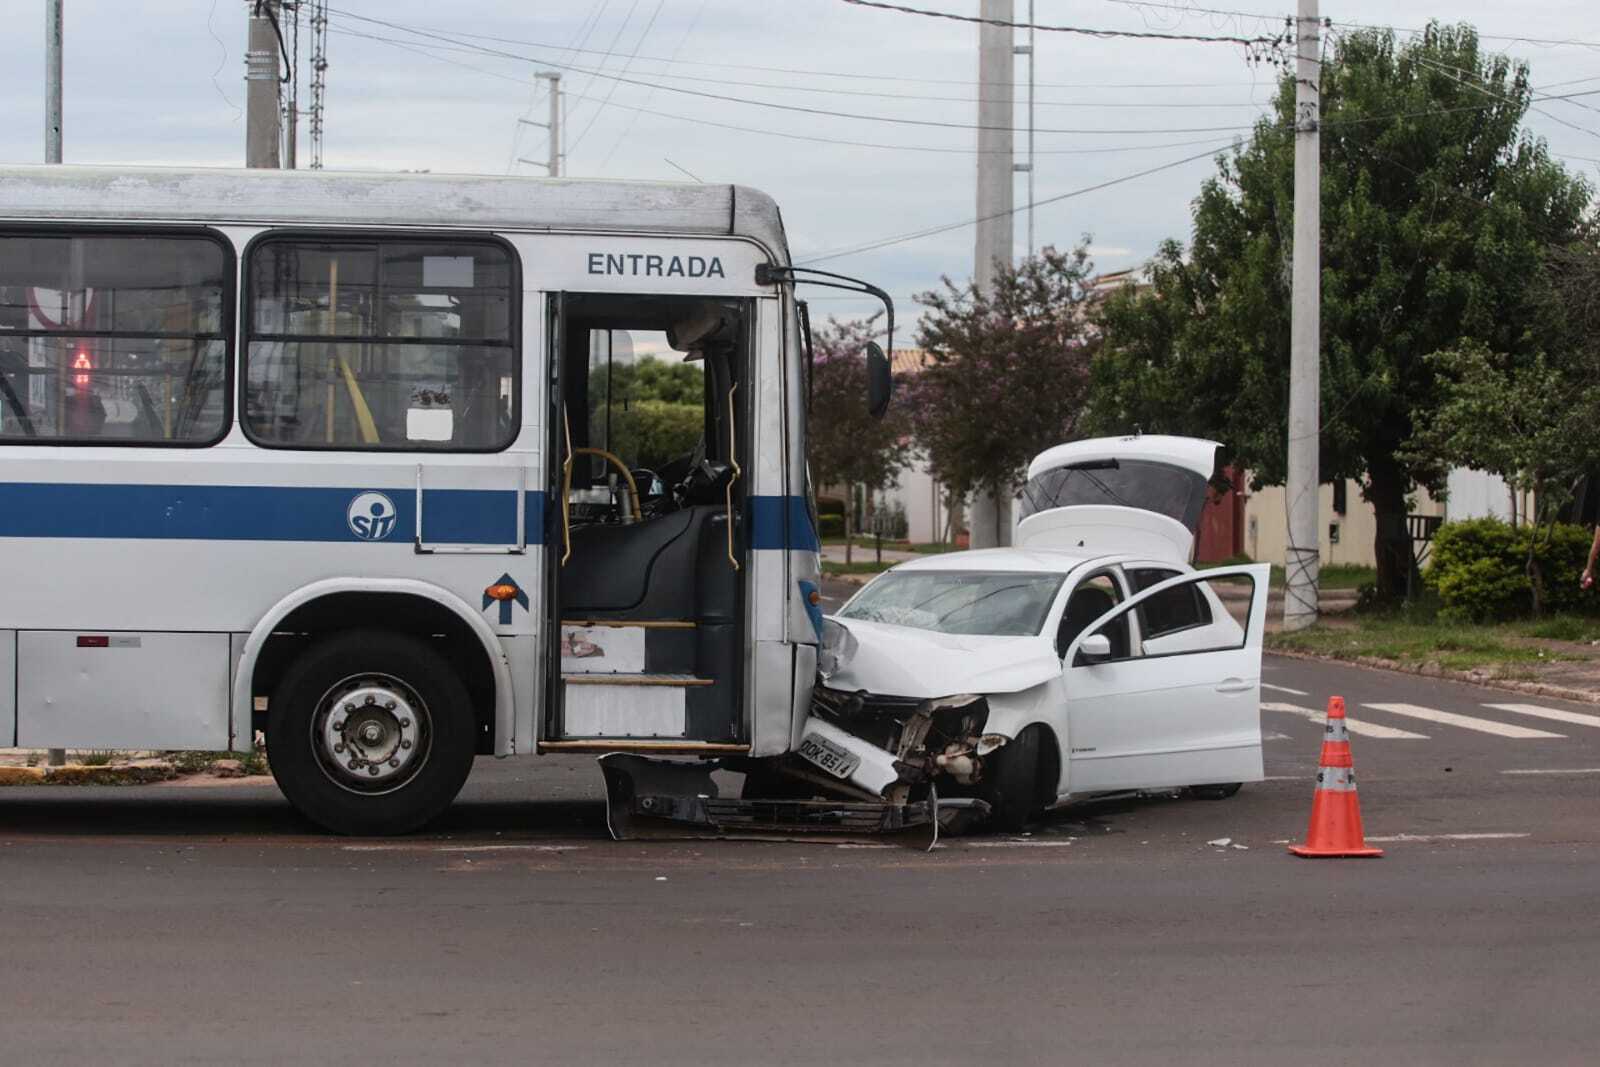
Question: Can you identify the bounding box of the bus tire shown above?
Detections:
[267,630,477,836]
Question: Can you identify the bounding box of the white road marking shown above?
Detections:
[342,843,586,853]
[1363,702,1564,739]
[959,839,1077,849]
[1484,703,1600,730]
[1364,832,1530,843]
[1500,767,1600,776]
[1261,683,1309,696]
[1261,701,1430,739]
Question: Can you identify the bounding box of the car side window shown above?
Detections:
[1057,573,1130,659]
[1129,567,1213,640]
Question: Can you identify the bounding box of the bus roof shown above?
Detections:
[0,164,789,260]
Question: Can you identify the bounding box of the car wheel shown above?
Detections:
[267,630,477,836]
[983,725,1045,832]
[1190,782,1243,800]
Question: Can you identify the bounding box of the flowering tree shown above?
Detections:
[910,243,1101,543]
[808,314,914,561]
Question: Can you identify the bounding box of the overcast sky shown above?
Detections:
[2,1,1597,326]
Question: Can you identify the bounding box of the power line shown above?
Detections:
[570,0,666,156]
[322,11,1268,137]
[598,0,710,171]
[838,0,1288,48]
[565,0,643,155]
[323,5,1271,89]
[797,142,1238,265]
[332,25,1253,159]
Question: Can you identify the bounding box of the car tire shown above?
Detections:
[1190,782,1243,800]
[983,725,1045,832]
[267,630,477,836]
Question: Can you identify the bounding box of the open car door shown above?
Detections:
[1059,564,1269,794]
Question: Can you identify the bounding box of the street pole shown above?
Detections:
[547,72,562,177]
[1283,0,1321,631]
[45,0,65,769]
[970,0,1014,550]
[45,0,62,164]
[245,1,282,168]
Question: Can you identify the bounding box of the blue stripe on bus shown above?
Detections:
[0,483,818,550]
[0,482,547,545]
[747,494,819,552]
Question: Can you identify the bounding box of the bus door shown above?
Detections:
[543,291,751,749]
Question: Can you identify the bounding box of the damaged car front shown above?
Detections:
[796,564,1075,831]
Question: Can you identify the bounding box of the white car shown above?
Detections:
[798,435,1270,830]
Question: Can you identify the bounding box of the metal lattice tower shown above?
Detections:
[308,0,329,169]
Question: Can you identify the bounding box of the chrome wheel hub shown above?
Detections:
[312,675,430,795]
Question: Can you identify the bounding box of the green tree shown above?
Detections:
[589,355,705,471]
[910,243,1100,542]
[809,315,913,562]
[1408,342,1600,615]
[1088,24,1591,597]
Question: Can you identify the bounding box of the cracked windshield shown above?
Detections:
[838,571,1065,636]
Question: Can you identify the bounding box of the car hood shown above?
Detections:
[823,617,1061,699]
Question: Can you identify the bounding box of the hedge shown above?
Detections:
[1428,517,1599,621]
[818,513,846,540]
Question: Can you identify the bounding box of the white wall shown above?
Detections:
[1445,468,1516,522]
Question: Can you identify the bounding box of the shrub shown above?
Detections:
[1428,517,1599,621]
[818,513,845,540]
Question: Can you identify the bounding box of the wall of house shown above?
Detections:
[878,458,946,543]
[1243,478,1447,568]
[1445,468,1519,522]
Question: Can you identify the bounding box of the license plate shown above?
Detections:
[798,733,861,779]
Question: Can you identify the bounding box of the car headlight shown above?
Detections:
[818,618,858,680]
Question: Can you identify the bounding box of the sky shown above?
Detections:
[2,1,1597,327]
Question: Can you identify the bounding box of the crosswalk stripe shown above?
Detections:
[1261,683,1309,696]
[1362,702,1565,739]
[1261,701,1429,739]
[1483,703,1600,730]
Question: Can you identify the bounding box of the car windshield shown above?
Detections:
[838,571,1065,636]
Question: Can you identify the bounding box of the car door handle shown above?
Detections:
[1215,678,1254,694]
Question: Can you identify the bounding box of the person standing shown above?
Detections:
[1583,525,1600,589]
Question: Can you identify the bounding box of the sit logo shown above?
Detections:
[347,491,398,541]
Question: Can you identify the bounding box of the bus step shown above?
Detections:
[597,753,943,851]
[563,673,714,686]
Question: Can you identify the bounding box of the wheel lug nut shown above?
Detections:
[388,759,400,769]
[367,765,380,776]
[343,703,355,713]
[385,700,397,710]
[347,759,360,771]
[364,694,376,705]
[400,718,411,729]
[400,740,412,750]
[334,743,345,754]
[332,720,344,732]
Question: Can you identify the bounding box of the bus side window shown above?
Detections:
[243,236,518,451]
[0,230,231,445]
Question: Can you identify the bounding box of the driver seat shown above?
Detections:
[1057,587,1128,658]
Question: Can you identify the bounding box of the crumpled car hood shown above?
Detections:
[823,617,1061,698]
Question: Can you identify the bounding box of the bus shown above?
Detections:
[0,164,903,838]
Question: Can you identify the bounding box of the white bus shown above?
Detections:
[0,164,903,837]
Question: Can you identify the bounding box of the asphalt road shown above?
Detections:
[3,654,1598,1065]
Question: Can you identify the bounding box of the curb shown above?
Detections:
[1265,646,1600,705]
[0,762,180,787]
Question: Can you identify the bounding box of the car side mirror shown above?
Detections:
[1077,633,1112,663]
[866,341,892,419]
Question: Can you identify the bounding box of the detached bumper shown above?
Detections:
[599,753,942,850]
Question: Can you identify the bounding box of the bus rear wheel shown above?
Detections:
[267,630,476,836]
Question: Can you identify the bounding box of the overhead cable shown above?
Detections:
[838,0,1287,47]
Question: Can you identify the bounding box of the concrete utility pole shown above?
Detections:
[245,1,282,168]
[45,0,64,770]
[45,0,62,164]
[970,0,1015,550]
[517,73,564,176]
[1283,0,1321,631]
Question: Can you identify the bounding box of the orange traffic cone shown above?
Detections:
[1289,696,1383,858]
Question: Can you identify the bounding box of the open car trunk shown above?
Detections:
[1015,435,1220,563]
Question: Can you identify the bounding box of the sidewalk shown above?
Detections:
[820,544,921,564]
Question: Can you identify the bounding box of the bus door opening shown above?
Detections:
[547,293,751,745]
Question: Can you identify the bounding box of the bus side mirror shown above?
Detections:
[866,341,892,419]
